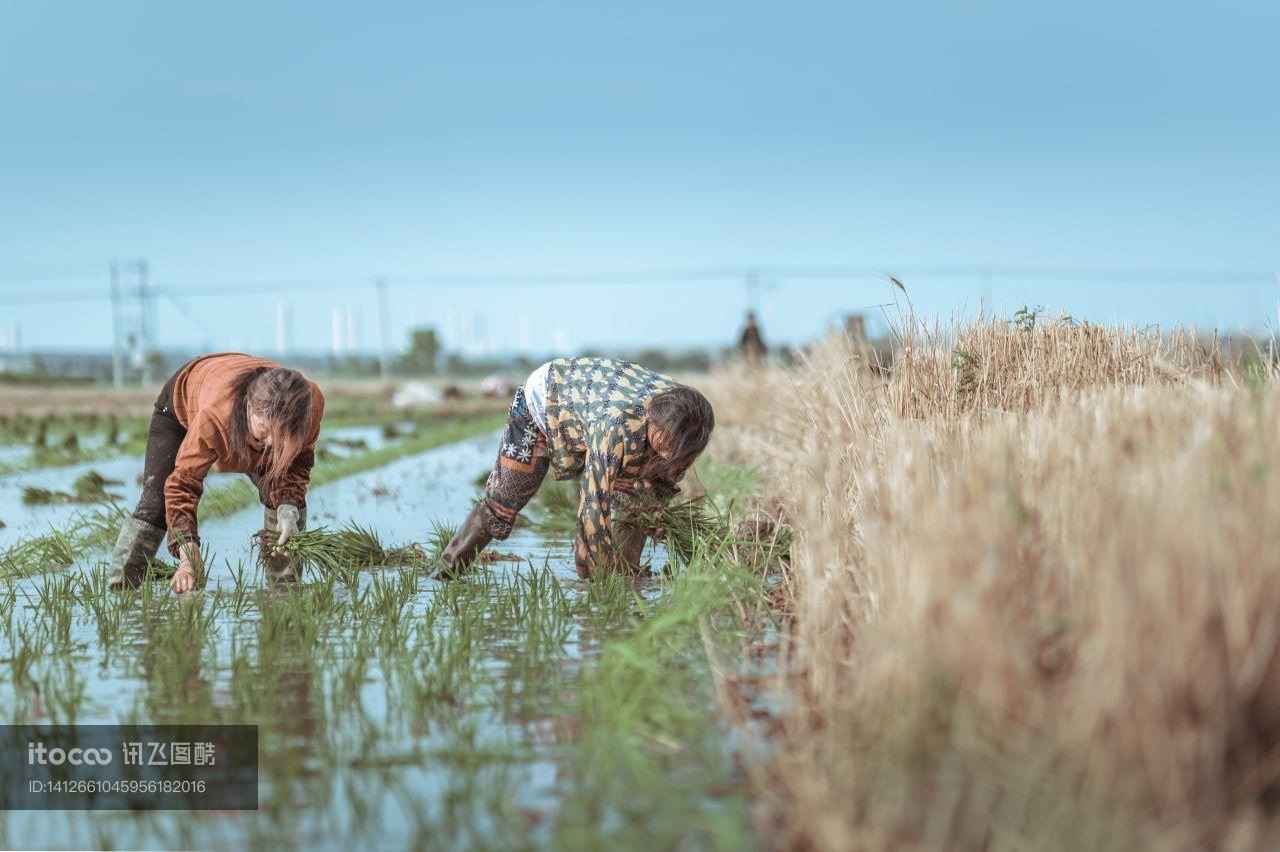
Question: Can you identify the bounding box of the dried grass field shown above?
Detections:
[707,311,1280,850]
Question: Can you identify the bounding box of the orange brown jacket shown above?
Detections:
[164,353,325,556]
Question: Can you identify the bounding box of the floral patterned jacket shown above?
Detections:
[542,357,680,576]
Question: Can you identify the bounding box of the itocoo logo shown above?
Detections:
[27,743,113,765]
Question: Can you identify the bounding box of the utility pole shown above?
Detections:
[376,277,390,379]
[137,259,154,384]
[110,261,123,389]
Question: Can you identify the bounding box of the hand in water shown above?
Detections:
[172,546,202,594]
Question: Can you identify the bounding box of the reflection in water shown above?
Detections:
[0,436,751,849]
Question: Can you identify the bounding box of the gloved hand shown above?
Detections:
[276,504,301,545]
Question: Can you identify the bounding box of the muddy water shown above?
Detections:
[0,426,396,548]
[0,432,673,849]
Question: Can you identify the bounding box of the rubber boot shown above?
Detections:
[263,505,307,582]
[107,517,167,591]
[435,502,493,579]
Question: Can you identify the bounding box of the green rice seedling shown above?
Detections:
[254,523,424,584]
[423,520,457,564]
[146,556,179,581]
[60,431,79,452]
[0,583,15,623]
[634,495,731,569]
[19,470,123,507]
[72,469,123,501]
[76,566,131,645]
[0,526,80,577]
[335,522,423,567]
[20,486,63,506]
[28,573,79,646]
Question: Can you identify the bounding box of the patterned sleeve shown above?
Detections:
[574,417,628,577]
[163,413,219,557]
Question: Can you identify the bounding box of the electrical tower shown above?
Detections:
[110,259,157,387]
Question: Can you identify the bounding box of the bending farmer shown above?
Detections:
[108,353,326,593]
[440,357,715,578]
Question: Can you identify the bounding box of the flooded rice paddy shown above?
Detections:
[0,430,777,850]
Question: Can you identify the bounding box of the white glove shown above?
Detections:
[276,504,301,545]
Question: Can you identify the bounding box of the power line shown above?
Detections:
[0,263,1274,308]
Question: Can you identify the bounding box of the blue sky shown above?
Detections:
[1,1,1277,355]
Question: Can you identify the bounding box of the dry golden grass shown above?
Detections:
[711,313,1280,850]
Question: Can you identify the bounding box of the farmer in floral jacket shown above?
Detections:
[438,357,715,578]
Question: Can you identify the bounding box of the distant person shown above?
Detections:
[437,357,715,579]
[738,311,767,364]
[107,353,326,593]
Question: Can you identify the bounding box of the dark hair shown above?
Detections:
[229,366,314,491]
[642,385,715,484]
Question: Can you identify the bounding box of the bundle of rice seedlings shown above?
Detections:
[146,557,179,580]
[646,496,733,566]
[253,522,424,578]
[632,495,792,573]
[72,470,122,501]
[21,470,123,506]
[21,486,65,506]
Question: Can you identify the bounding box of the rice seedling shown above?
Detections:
[18,486,61,506]
[253,523,425,581]
[20,469,123,506]
[423,520,457,563]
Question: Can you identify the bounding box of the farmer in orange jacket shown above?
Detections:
[107,353,326,593]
